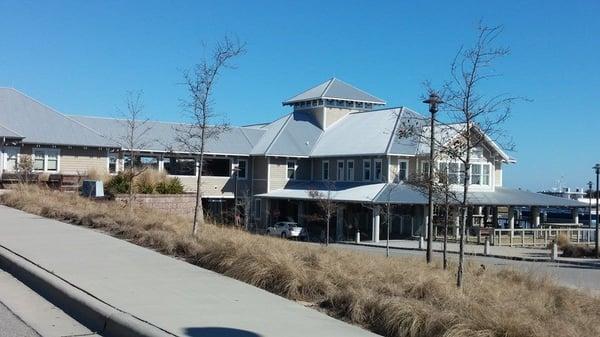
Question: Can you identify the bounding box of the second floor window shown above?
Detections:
[346,160,354,181]
[398,159,408,181]
[287,160,296,179]
[337,161,345,181]
[363,160,371,181]
[374,159,383,181]
[322,161,329,180]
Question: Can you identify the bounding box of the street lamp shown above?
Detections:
[588,181,593,227]
[423,92,444,264]
[594,164,600,258]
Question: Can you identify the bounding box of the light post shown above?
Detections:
[594,164,600,258]
[588,181,593,227]
[423,92,444,264]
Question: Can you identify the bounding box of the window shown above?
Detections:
[346,160,354,181]
[322,161,329,180]
[337,161,345,181]
[237,160,247,179]
[421,161,430,177]
[124,154,159,170]
[32,148,59,172]
[286,160,296,180]
[374,159,383,181]
[164,157,196,176]
[108,154,118,174]
[471,146,484,159]
[4,147,18,172]
[254,199,261,218]
[202,158,231,177]
[469,163,491,186]
[33,150,44,170]
[448,162,465,184]
[398,159,409,181]
[363,160,371,181]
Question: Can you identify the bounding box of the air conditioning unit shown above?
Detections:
[81,180,104,198]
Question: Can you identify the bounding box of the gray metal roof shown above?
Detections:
[0,88,116,147]
[310,107,421,157]
[0,123,23,138]
[250,111,323,157]
[283,78,386,105]
[256,181,386,203]
[257,182,586,207]
[376,184,587,207]
[71,116,264,155]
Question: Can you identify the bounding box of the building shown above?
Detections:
[0,79,585,240]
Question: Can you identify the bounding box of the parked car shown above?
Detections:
[266,221,307,240]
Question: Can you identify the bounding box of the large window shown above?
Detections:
[448,162,464,184]
[374,159,383,181]
[398,159,409,181]
[469,163,490,186]
[437,161,490,186]
[237,159,247,179]
[202,158,230,177]
[4,148,18,172]
[108,154,118,174]
[286,160,296,180]
[337,161,345,181]
[32,148,59,172]
[164,157,196,176]
[322,161,329,180]
[346,160,354,181]
[124,154,159,170]
[363,160,371,181]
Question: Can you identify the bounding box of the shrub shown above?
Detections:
[105,172,131,195]
[155,177,185,194]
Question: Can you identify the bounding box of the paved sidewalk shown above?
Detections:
[345,239,600,265]
[0,205,377,337]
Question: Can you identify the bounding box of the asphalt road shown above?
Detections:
[0,302,39,337]
[331,243,600,295]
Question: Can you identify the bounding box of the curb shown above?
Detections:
[337,242,600,267]
[0,244,175,337]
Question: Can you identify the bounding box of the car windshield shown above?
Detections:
[288,223,301,227]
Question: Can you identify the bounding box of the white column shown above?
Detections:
[572,208,579,225]
[336,206,344,241]
[508,206,515,246]
[454,211,460,238]
[372,206,380,243]
[423,206,429,239]
[532,206,541,227]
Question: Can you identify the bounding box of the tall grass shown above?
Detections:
[2,186,599,337]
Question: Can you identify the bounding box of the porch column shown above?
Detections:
[492,206,499,227]
[336,206,344,241]
[531,206,541,227]
[297,201,305,226]
[572,208,579,225]
[508,206,515,241]
[372,206,381,243]
[454,210,460,238]
[264,199,271,228]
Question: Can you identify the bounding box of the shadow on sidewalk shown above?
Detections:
[184,327,262,337]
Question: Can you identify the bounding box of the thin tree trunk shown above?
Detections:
[443,196,449,270]
[427,112,435,263]
[457,128,472,288]
[192,152,205,235]
[326,213,330,246]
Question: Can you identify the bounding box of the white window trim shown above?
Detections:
[32,148,60,173]
[436,160,493,189]
[346,160,354,182]
[286,159,297,180]
[322,160,330,181]
[398,159,409,182]
[362,159,371,181]
[374,159,383,181]
[107,152,119,175]
[336,160,345,181]
[237,159,248,180]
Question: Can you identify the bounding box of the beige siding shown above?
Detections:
[324,107,353,128]
[387,155,417,182]
[269,157,288,191]
[60,148,108,175]
[495,161,502,187]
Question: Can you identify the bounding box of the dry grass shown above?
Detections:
[2,186,600,337]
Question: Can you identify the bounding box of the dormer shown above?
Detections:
[282,78,386,129]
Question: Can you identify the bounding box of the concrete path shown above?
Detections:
[0,205,378,337]
[347,239,600,264]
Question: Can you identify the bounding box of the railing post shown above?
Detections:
[532,230,536,246]
[544,228,548,245]
[551,242,558,261]
[498,230,502,246]
[521,230,525,247]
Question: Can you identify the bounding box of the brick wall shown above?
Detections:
[115,194,196,215]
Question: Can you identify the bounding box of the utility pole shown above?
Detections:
[423,93,443,263]
[594,164,600,258]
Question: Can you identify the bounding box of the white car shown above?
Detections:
[266,221,307,239]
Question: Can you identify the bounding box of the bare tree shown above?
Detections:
[16,154,34,184]
[436,23,521,287]
[309,181,337,245]
[117,91,153,209]
[176,36,246,236]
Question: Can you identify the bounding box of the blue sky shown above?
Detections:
[1,1,598,191]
